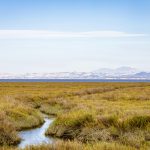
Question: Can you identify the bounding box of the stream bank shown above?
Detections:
[18,117,55,149]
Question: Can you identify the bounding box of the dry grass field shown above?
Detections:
[0,82,150,150]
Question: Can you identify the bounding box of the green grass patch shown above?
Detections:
[54,110,95,127]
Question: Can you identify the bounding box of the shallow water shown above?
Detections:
[18,118,54,149]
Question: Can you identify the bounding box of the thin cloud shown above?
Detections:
[0,30,146,39]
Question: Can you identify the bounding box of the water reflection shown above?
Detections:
[18,118,54,149]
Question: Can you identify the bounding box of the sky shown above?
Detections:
[0,0,150,73]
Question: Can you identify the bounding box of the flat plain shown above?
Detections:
[0,82,150,150]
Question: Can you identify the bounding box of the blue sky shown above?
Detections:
[0,0,150,73]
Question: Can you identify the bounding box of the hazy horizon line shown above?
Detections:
[0,30,147,39]
[0,66,149,74]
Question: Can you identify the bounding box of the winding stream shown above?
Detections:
[18,117,55,149]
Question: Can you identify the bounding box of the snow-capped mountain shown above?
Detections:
[133,72,150,78]
[0,67,149,80]
[94,67,139,76]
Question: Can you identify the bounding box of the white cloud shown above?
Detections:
[0,30,146,39]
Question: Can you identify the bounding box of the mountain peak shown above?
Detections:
[0,67,149,79]
[116,66,137,71]
[94,66,138,75]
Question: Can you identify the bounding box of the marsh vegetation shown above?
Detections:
[0,82,150,149]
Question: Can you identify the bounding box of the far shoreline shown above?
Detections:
[0,79,150,82]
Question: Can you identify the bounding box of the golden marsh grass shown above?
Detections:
[0,82,150,149]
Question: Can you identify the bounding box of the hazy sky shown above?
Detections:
[0,0,150,73]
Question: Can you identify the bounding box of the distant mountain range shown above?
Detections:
[0,67,150,80]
